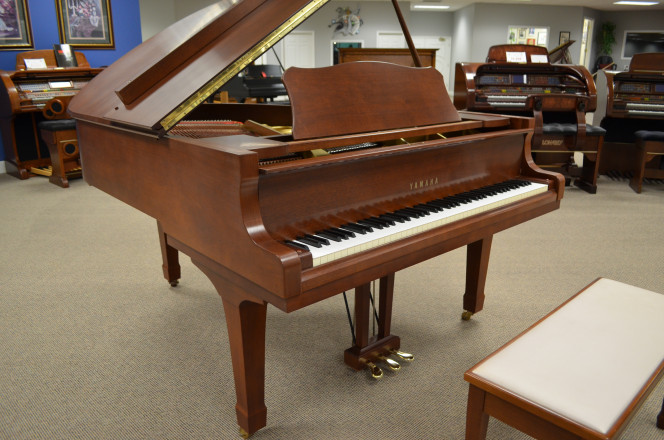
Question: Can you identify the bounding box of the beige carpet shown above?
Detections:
[1,172,663,439]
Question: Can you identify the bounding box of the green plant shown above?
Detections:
[596,22,616,56]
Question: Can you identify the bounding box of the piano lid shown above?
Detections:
[68,0,329,135]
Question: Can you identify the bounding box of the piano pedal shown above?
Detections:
[390,349,414,362]
[362,360,384,379]
[461,310,473,321]
[379,355,401,371]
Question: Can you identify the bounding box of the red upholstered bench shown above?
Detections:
[465,278,664,439]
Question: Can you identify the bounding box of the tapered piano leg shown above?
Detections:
[344,274,401,374]
[157,221,180,286]
[194,261,268,438]
[463,236,493,319]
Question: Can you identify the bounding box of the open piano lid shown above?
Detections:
[68,0,328,136]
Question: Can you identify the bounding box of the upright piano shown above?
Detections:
[0,49,102,179]
[68,1,563,436]
[594,52,664,174]
[454,44,604,193]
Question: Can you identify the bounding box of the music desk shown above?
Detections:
[465,278,664,439]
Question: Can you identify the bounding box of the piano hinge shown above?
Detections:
[159,0,331,132]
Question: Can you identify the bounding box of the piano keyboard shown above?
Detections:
[286,180,548,266]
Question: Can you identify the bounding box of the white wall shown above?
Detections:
[137,0,664,70]
[139,0,176,41]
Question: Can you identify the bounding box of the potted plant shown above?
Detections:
[595,21,616,71]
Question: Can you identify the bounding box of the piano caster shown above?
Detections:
[363,361,384,379]
[461,310,473,321]
[379,355,401,371]
[390,349,414,362]
[239,427,250,439]
[169,280,179,287]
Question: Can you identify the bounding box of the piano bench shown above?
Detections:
[465,278,664,440]
[37,119,81,188]
[630,130,664,194]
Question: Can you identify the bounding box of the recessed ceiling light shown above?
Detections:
[613,1,659,5]
[412,4,451,10]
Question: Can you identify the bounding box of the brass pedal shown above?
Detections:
[363,361,383,379]
[379,356,401,371]
[390,349,414,362]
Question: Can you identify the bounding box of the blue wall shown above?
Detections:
[0,0,143,162]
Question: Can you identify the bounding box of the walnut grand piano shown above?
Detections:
[68,0,564,436]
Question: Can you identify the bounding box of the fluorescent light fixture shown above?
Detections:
[613,1,659,5]
[412,4,451,10]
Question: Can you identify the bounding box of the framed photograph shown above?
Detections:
[0,0,33,50]
[559,31,571,45]
[55,0,114,48]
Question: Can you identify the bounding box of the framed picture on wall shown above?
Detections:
[55,0,114,48]
[0,0,34,50]
[559,31,571,45]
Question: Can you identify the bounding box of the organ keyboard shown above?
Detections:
[454,44,603,193]
[594,52,664,173]
[0,50,101,178]
[68,1,563,436]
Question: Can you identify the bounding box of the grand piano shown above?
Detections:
[68,0,564,437]
[594,52,664,174]
[454,44,604,193]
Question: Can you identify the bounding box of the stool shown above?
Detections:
[530,96,605,194]
[465,278,664,439]
[630,130,664,194]
[37,118,81,188]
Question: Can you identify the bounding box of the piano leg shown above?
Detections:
[157,221,180,286]
[344,274,401,375]
[194,260,268,438]
[463,236,492,320]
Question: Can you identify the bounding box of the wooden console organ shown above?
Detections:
[68,0,564,437]
[454,44,604,193]
[594,52,664,176]
[0,49,102,180]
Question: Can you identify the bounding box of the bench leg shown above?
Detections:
[658,395,664,429]
[466,384,489,440]
[629,142,647,194]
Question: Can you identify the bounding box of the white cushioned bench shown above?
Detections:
[465,278,664,439]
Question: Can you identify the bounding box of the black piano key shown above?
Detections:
[285,240,309,251]
[341,223,371,234]
[396,208,424,218]
[304,234,329,245]
[315,231,343,242]
[358,219,384,229]
[371,215,395,226]
[414,203,441,213]
[328,227,355,238]
[379,213,407,223]
[295,236,323,248]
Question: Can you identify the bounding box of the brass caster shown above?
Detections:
[169,280,179,287]
[379,356,401,371]
[390,349,414,362]
[461,310,473,321]
[239,427,250,439]
[364,361,384,379]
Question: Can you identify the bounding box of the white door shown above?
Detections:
[282,31,315,69]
